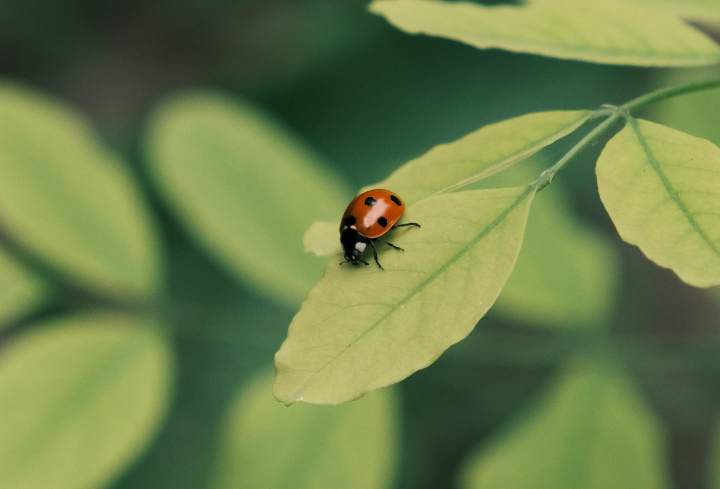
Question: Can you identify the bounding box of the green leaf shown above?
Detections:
[458,361,670,489]
[0,312,173,489]
[369,0,720,67]
[303,110,590,258]
[0,82,161,300]
[210,371,399,489]
[0,247,46,328]
[552,0,720,22]
[275,186,536,404]
[147,91,351,306]
[493,170,619,328]
[597,118,720,287]
[365,110,590,207]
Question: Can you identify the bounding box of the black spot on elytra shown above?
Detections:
[365,196,377,206]
[377,216,388,227]
[390,195,402,206]
[344,215,356,227]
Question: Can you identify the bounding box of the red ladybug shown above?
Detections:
[340,189,420,269]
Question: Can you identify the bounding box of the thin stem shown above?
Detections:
[621,76,720,113]
[534,112,622,190]
[534,75,720,190]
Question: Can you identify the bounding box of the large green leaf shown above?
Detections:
[597,118,720,287]
[458,361,670,489]
[210,371,398,489]
[0,247,46,328]
[364,110,590,207]
[146,91,351,306]
[304,110,590,258]
[0,312,173,489]
[369,0,720,67]
[275,186,536,404]
[494,178,619,329]
[0,82,161,300]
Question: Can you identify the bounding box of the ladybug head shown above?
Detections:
[340,227,368,263]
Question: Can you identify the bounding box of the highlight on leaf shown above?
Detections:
[370,0,720,67]
[274,186,536,405]
[597,118,720,287]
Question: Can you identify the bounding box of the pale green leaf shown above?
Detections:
[0,82,161,300]
[0,247,46,328]
[543,0,720,22]
[491,164,619,328]
[364,110,590,207]
[304,220,342,257]
[274,186,536,404]
[303,110,590,258]
[597,118,720,287]
[147,91,351,306]
[210,371,398,489]
[458,361,670,489]
[0,312,173,489]
[369,0,720,67]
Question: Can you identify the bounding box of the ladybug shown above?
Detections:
[340,189,420,270]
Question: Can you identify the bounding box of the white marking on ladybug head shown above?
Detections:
[355,242,367,252]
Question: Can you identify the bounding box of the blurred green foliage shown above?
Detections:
[0,1,719,489]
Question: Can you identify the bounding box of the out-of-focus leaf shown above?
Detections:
[0,82,161,300]
[146,91,351,306]
[303,111,590,257]
[0,312,173,489]
[274,186,535,405]
[597,118,720,287]
[210,371,399,489]
[364,111,590,206]
[458,361,670,489]
[545,0,720,22]
[494,174,619,328]
[369,0,720,67]
[0,247,46,328]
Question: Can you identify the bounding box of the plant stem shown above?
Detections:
[534,75,720,190]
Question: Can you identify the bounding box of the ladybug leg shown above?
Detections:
[391,222,420,229]
[366,240,384,270]
[380,240,404,252]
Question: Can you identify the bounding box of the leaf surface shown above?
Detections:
[370,0,720,67]
[0,248,46,328]
[597,119,720,287]
[211,372,398,489]
[0,312,173,489]
[304,110,590,258]
[364,110,590,207]
[0,82,161,300]
[147,91,351,306]
[275,186,535,404]
[458,361,670,489]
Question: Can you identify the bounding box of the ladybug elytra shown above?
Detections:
[339,189,420,270]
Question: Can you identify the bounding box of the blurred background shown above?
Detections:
[1,0,720,488]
